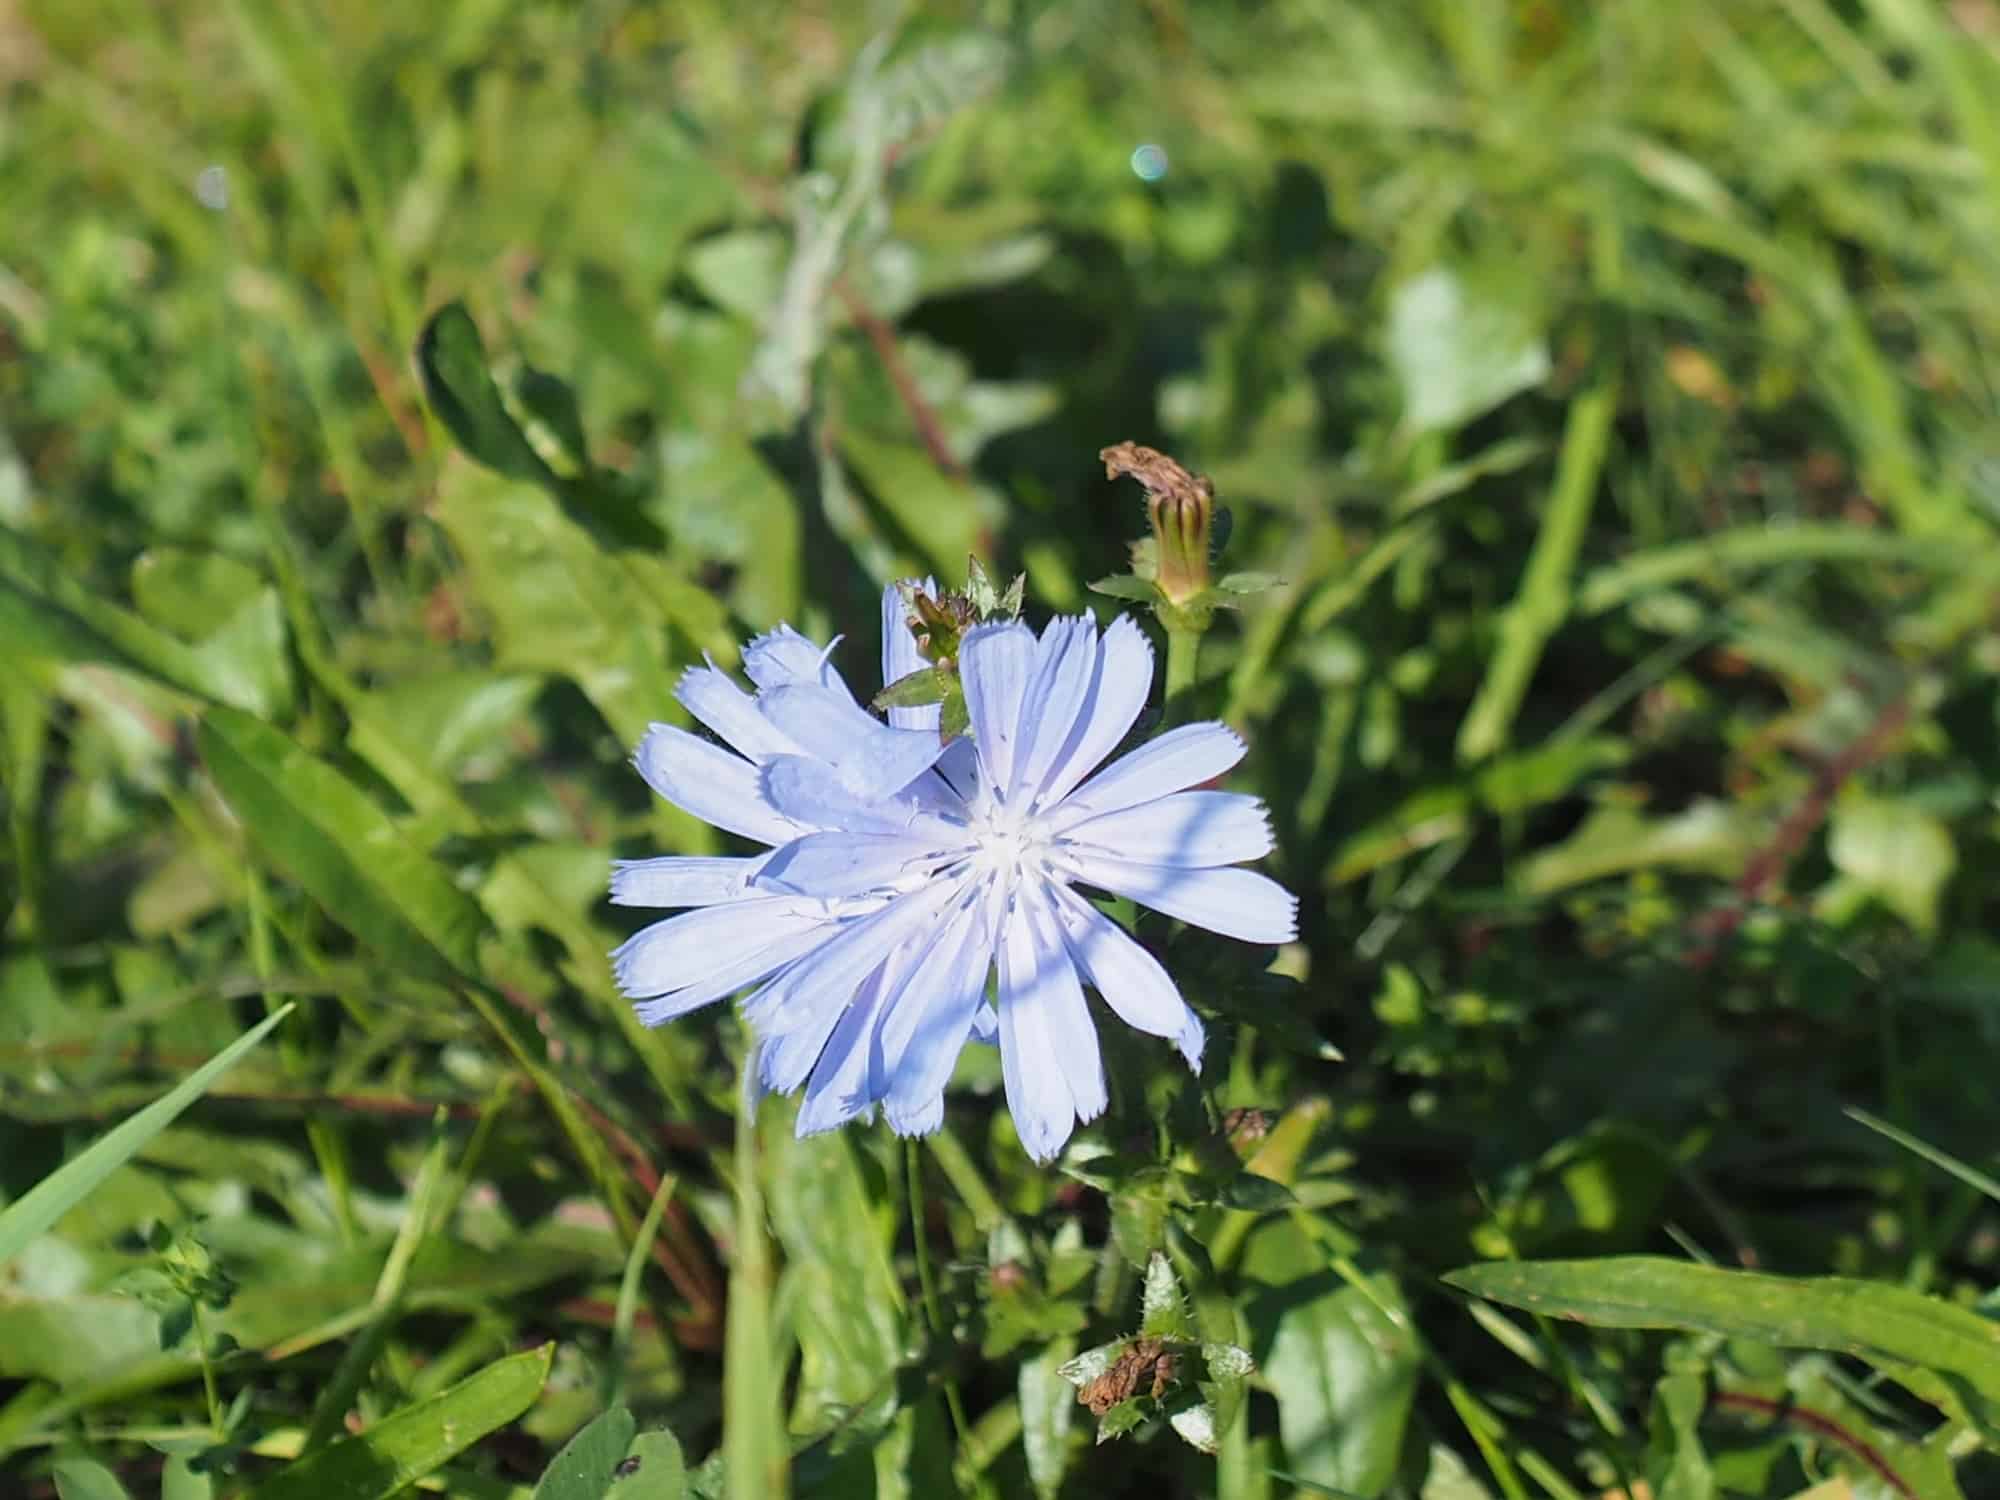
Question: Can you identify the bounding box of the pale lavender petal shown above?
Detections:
[1050,883,1203,1068]
[880,892,991,1124]
[1037,614,1155,809]
[632,927,833,1026]
[996,893,1084,1162]
[924,739,982,808]
[762,755,967,844]
[969,1003,997,1043]
[1008,617,1100,805]
[796,944,912,1136]
[611,855,768,908]
[760,682,947,800]
[1025,888,1107,1122]
[742,624,854,699]
[885,1091,944,1136]
[634,724,800,846]
[959,620,1038,796]
[1049,722,1247,829]
[675,663,803,763]
[1052,851,1298,944]
[613,895,839,998]
[743,875,964,1038]
[760,987,852,1095]
[1059,791,1274,867]
[756,830,951,899]
[881,577,941,733]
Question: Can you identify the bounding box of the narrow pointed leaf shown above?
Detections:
[1444,1257,2000,1439]
[198,707,487,981]
[246,1344,553,1500]
[0,1005,292,1265]
[416,302,556,483]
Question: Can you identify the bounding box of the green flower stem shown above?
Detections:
[907,1140,974,1476]
[1162,616,1205,727]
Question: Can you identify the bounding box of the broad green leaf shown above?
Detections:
[1511,797,1754,896]
[1646,1368,1714,1500]
[1474,736,1631,816]
[130,550,292,716]
[1386,267,1550,436]
[617,1429,691,1499]
[432,469,693,756]
[161,1455,213,1500]
[1443,1257,2000,1438]
[131,547,265,637]
[353,671,543,780]
[416,302,556,484]
[533,1406,638,1500]
[655,431,802,624]
[1265,1273,1419,1496]
[0,525,271,711]
[198,707,487,981]
[1020,1338,1077,1500]
[838,427,997,580]
[512,366,592,479]
[246,1344,553,1500]
[1088,573,1161,604]
[1822,794,1956,934]
[0,1239,595,1391]
[52,1458,134,1500]
[765,1110,904,1432]
[0,1005,292,1265]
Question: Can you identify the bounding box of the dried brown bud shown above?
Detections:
[1101,441,1215,607]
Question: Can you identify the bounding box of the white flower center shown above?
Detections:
[966,801,1052,889]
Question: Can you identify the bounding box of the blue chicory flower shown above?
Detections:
[610,583,1297,1161]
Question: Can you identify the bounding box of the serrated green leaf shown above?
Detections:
[1140,1253,1192,1339]
[1201,1342,1255,1381]
[1055,1341,1120,1390]
[1095,1398,1148,1443]
[874,666,954,709]
[940,688,970,739]
[198,707,487,982]
[246,1344,553,1500]
[1167,1399,1217,1453]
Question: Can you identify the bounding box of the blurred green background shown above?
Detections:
[8,1,2000,1496]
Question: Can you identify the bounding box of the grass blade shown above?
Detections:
[246,1343,553,1500]
[0,1004,293,1264]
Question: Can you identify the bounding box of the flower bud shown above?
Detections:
[1101,441,1213,608]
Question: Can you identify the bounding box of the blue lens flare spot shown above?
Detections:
[1130,144,1169,182]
